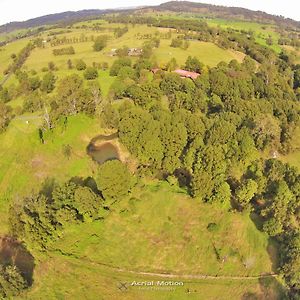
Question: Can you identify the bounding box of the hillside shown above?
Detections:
[1,1,299,35]
[0,7,299,300]
[154,1,300,28]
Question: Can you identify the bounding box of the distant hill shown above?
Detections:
[0,9,131,34]
[0,1,299,34]
[153,1,300,28]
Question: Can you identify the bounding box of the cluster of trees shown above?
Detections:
[9,160,134,248]
[135,31,172,40]
[114,26,128,38]
[53,46,75,56]
[46,74,98,127]
[170,37,189,50]
[233,159,300,296]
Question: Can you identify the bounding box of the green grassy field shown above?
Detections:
[23,23,244,70]
[0,114,101,232]
[15,253,284,300]
[52,181,276,277]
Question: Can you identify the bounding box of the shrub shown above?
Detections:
[84,67,99,80]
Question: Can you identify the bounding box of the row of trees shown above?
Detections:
[53,46,75,56]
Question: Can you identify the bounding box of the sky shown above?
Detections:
[0,0,299,25]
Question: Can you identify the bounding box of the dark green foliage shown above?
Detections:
[84,67,99,80]
[40,72,56,93]
[23,91,43,113]
[96,160,133,204]
[114,27,128,38]
[51,74,96,119]
[0,87,11,103]
[185,56,203,73]
[235,179,258,208]
[170,38,184,48]
[9,180,103,248]
[53,46,75,56]
[76,59,87,71]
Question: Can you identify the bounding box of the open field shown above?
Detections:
[15,252,285,300]
[52,181,277,277]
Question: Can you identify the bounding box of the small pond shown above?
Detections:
[87,133,120,164]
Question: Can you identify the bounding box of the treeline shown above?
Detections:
[135,31,172,40]
[53,46,75,56]
[114,26,128,38]
[3,43,34,76]
[49,34,98,47]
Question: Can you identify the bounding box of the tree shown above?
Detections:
[0,102,12,132]
[0,265,28,298]
[84,67,99,80]
[93,36,107,52]
[76,59,87,71]
[73,186,103,221]
[9,193,57,248]
[96,160,133,205]
[48,61,56,71]
[54,74,96,116]
[0,87,11,103]
[170,38,183,48]
[185,56,203,73]
[40,72,56,93]
[166,58,178,71]
[235,179,258,208]
[67,59,73,70]
[110,58,132,76]
[62,144,72,159]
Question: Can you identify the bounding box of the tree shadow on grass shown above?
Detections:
[241,277,288,299]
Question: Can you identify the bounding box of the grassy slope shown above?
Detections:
[16,254,283,300]
[52,181,276,277]
[14,182,284,300]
